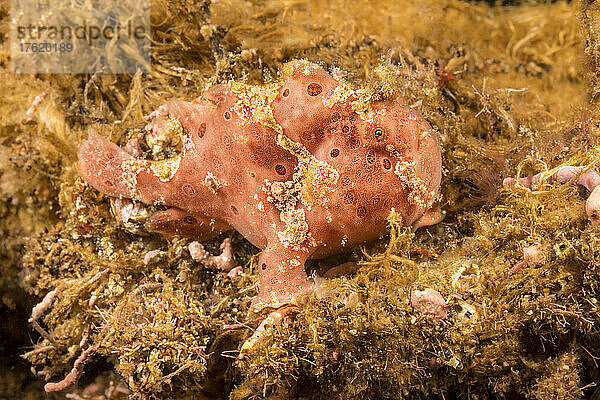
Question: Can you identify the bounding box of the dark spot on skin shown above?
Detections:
[357,206,367,218]
[231,205,238,214]
[349,138,360,149]
[301,131,312,141]
[104,180,113,187]
[330,148,340,158]
[343,192,355,204]
[374,128,384,141]
[184,216,197,224]
[383,158,392,170]
[198,122,206,138]
[282,88,290,97]
[275,164,287,175]
[183,184,195,195]
[342,125,350,134]
[261,263,267,270]
[223,111,232,120]
[331,112,341,122]
[366,150,376,164]
[106,153,114,160]
[307,83,322,96]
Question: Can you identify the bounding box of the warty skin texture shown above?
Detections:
[78,61,442,310]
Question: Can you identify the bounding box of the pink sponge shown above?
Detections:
[78,60,443,309]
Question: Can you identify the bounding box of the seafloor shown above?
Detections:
[2,0,600,399]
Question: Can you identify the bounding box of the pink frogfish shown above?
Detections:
[78,60,443,310]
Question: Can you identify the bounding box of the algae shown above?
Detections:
[1,0,600,399]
